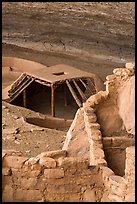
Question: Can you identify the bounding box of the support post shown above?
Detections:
[51,83,55,117]
[23,89,27,108]
[64,85,67,107]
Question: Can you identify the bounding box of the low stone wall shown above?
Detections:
[2,149,104,202]
[2,146,135,202]
[25,116,72,130]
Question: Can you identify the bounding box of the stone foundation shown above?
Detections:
[2,149,104,202]
[2,146,135,202]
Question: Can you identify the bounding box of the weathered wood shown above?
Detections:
[64,85,67,106]
[66,80,82,107]
[35,79,51,87]
[9,73,28,93]
[51,83,55,117]
[87,78,96,93]
[9,78,35,103]
[72,79,87,102]
[23,89,27,108]
[9,77,32,97]
[79,79,94,94]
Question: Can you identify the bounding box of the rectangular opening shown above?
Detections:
[52,72,67,76]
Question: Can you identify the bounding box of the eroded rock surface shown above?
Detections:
[2,2,135,81]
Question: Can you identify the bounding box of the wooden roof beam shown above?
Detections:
[9,73,28,93]
[8,77,32,98]
[35,79,51,87]
[66,80,82,107]
[72,79,87,102]
[9,78,35,102]
[79,78,94,95]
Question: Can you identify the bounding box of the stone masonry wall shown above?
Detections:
[100,146,135,202]
[2,146,135,202]
[105,62,135,135]
[124,146,135,202]
[62,62,135,202]
[2,149,104,202]
[2,63,135,202]
[83,90,108,166]
[63,90,109,165]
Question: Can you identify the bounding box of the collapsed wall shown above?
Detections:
[2,62,135,202]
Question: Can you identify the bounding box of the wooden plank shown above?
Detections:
[9,73,28,93]
[72,79,87,101]
[35,79,51,87]
[9,76,31,96]
[66,80,82,107]
[64,85,68,106]
[23,89,27,108]
[9,78,35,103]
[9,77,32,97]
[79,79,94,94]
[87,78,96,93]
[51,83,55,117]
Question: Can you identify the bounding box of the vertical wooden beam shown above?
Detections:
[23,89,27,108]
[64,84,67,106]
[51,83,55,117]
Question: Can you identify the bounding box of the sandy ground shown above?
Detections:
[2,2,135,157]
[2,100,67,158]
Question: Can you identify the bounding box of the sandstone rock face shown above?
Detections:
[62,108,90,160]
[2,2,135,81]
[117,76,135,135]
[83,189,96,202]
[95,98,124,136]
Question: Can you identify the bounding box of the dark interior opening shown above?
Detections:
[52,72,66,76]
[12,81,78,119]
[11,78,95,119]
[103,147,126,176]
[102,136,135,177]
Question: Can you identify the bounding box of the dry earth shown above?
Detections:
[2,100,67,158]
[2,2,135,157]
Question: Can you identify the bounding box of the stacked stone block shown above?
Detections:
[105,62,135,94]
[100,146,135,202]
[83,91,108,166]
[2,149,104,202]
[124,146,135,202]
